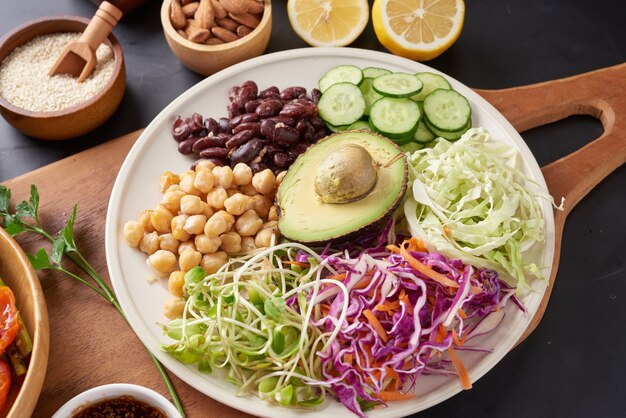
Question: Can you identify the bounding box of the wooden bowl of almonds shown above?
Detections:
[0,16,125,140]
[161,0,271,76]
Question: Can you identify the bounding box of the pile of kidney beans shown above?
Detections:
[171,80,328,173]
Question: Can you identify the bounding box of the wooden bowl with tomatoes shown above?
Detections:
[0,227,49,417]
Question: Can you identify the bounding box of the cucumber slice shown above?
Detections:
[413,102,435,143]
[348,120,371,131]
[324,122,350,133]
[362,67,391,78]
[318,82,366,127]
[400,142,425,154]
[372,73,423,98]
[423,89,471,132]
[318,65,364,93]
[411,72,452,101]
[359,78,383,116]
[424,117,471,141]
[369,97,420,140]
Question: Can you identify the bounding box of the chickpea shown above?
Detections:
[226,188,239,197]
[241,236,257,252]
[218,211,236,230]
[171,214,191,241]
[179,169,195,180]
[159,233,180,253]
[150,205,173,234]
[204,212,228,237]
[193,168,215,193]
[275,171,287,186]
[252,169,276,195]
[161,190,186,214]
[195,234,221,254]
[224,193,250,216]
[179,172,201,196]
[148,249,177,274]
[160,171,180,193]
[219,232,242,254]
[240,183,259,196]
[163,298,185,319]
[139,231,160,254]
[212,166,234,189]
[200,251,228,274]
[246,195,273,219]
[268,205,278,222]
[139,210,155,233]
[166,184,181,193]
[179,248,202,271]
[123,221,144,247]
[232,163,253,186]
[255,226,279,248]
[200,201,214,218]
[236,210,263,236]
[168,270,185,297]
[195,160,216,172]
[206,187,228,210]
[180,195,204,215]
[178,240,197,255]
[183,214,207,235]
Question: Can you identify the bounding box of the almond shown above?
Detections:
[212,26,239,43]
[177,29,189,39]
[215,17,239,32]
[245,0,264,15]
[170,0,187,30]
[182,0,194,5]
[195,0,215,30]
[219,0,248,15]
[184,19,203,37]
[182,2,199,18]
[205,37,225,45]
[211,0,228,19]
[189,28,211,43]
[228,12,259,29]
[236,25,252,37]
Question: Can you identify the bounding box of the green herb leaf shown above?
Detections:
[264,296,285,321]
[28,248,51,270]
[4,214,25,236]
[59,204,78,252]
[15,200,34,219]
[29,185,39,220]
[51,235,66,265]
[0,186,10,213]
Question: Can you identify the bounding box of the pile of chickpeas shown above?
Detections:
[123,160,283,319]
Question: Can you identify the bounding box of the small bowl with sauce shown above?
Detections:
[51,383,182,418]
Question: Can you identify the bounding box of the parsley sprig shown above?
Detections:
[0,184,185,416]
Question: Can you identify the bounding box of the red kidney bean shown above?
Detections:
[234,85,256,108]
[249,161,268,173]
[241,113,259,123]
[215,133,231,144]
[200,147,230,159]
[218,117,231,133]
[233,122,261,136]
[228,86,240,102]
[273,153,293,168]
[172,116,191,142]
[185,117,203,134]
[310,116,325,130]
[178,138,196,155]
[192,136,224,153]
[241,80,258,98]
[311,88,322,104]
[260,86,279,98]
[279,102,307,118]
[260,119,276,139]
[314,129,327,141]
[203,117,219,136]
[270,116,296,127]
[280,86,307,101]
[227,101,243,118]
[192,112,204,127]
[226,130,254,149]
[303,124,315,142]
[256,99,282,118]
[231,138,264,164]
[244,99,260,114]
[229,114,245,130]
[274,125,299,146]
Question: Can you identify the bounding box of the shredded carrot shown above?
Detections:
[327,272,346,280]
[399,289,413,315]
[439,325,472,389]
[363,309,389,343]
[396,241,460,288]
[352,277,372,290]
[344,353,354,364]
[452,329,466,347]
[457,308,467,319]
[375,391,416,401]
[374,300,400,312]
[443,226,451,237]
[282,260,310,267]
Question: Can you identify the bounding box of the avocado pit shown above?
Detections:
[314,144,378,204]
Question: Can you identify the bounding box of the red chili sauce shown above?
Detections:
[72,396,167,418]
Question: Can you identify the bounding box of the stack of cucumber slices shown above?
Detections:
[317,65,472,153]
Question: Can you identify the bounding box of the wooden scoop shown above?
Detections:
[48,1,122,82]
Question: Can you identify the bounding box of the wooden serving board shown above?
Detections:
[4,63,625,418]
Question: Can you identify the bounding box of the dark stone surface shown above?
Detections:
[1,1,625,417]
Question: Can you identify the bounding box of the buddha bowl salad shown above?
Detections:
[152,65,557,417]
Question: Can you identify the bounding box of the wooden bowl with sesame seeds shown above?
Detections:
[160,0,272,76]
[0,16,125,140]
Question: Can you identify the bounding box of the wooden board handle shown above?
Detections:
[476,63,626,344]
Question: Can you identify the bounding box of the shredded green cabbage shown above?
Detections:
[404,127,554,288]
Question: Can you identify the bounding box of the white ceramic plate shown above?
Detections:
[105,48,555,418]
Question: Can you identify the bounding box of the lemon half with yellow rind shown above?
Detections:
[372,0,465,61]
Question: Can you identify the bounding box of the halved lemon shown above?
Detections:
[372,0,465,61]
[287,0,370,47]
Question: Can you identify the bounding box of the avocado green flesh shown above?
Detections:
[277,131,407,243]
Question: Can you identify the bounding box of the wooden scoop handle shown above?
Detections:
[475,63,626,344]
[80,1,123,53]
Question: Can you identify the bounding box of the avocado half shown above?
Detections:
[276,130,408,245]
